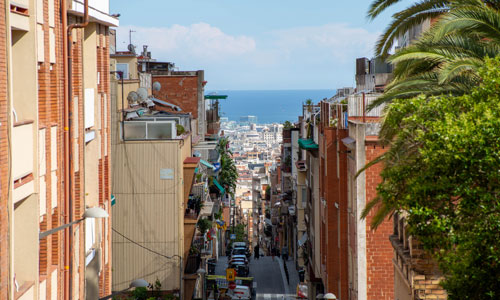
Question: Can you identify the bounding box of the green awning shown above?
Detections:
[213,178,225,194]
[200,159,215,170]
[298,138,319,150]
[204,95,228,100]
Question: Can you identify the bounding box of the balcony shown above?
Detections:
[348,93,386,119]
[12,121,34,204]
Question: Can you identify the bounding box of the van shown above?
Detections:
[228,285,251,300]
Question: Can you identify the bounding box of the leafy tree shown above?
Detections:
[362,57,500,298]
[197,218,213,235]
[217,137,238,197]
[283,120,293,129]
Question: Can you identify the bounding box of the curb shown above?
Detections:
[277,259,291,300]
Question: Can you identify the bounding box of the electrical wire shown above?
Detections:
[112,227,180,260]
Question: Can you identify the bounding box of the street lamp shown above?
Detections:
[197,268,207,300]
[98,278,149,300]
[39,207,109,239]
[323,293,337,300]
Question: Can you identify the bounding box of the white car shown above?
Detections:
[228,285,251,300]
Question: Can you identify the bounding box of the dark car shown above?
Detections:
[230,262,249,277]
[232,247,251,259]
[229,257,249,265]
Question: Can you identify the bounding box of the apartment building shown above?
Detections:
[3,0,118,299]
[110,54,225,300]
[152,70,207,139]
[315,100,350,300]
[344,92,393,300]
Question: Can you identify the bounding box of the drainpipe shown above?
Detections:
[61,0,70,298]
[362,92,366,123]
[65,0,89,298]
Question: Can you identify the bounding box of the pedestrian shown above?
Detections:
[277,248,281,258]
[282,246,289,261]
[254,245,260,259]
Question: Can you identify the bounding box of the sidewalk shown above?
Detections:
[277,258,300,299]
[214,256,228,275]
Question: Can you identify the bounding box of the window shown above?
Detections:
[116,63,129,79]
[122,121,177,140]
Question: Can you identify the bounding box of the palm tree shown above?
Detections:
[368,0,500,110]
[363,0,500,228]
[367,0,500,58]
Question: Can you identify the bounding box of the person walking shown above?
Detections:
[282,246,289,261]
[254,245,260,260]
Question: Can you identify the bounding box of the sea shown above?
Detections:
[206,89,336,124]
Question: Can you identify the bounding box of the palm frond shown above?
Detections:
[368,0,404,19]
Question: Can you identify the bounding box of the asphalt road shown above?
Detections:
[216,256,289,300]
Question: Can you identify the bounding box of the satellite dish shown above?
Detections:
[153,81,161,92]
[136,88,148,102]
[127,43,136,53]
[127,91,139,106]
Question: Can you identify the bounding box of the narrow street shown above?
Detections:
[215,256,300,300]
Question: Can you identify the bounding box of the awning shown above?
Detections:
[298,138,319,150]
[342,136,355,145]
[200,159,215,170]
[298,232,308,247]
[213,178,225,194]
[204,95,228,100]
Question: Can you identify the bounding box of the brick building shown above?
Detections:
[1,0,118,299]
[344,92,393,300]
[317,100,349,300]
[152,71,207,138]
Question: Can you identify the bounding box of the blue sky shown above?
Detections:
[110,0,404,90]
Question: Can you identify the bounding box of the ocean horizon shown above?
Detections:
[207,89,336,124]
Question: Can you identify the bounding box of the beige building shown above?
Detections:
[110,54,220,300]
[2,0,118,299]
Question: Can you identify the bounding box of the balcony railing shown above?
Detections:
[184,254,201,274]
[348,93,386,119]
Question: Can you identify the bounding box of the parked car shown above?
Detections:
[229,255,249,264]
[231,248,247,256]
[233,242,248,249]
[232,247,251,259]
[227,285,251,300]
[230,262,249,277]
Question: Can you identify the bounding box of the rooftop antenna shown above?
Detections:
[128,29,136,54]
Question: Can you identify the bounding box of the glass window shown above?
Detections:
[116,63,129,79]
[147,122,175,139]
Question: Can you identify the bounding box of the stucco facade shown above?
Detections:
[1,0,118,299]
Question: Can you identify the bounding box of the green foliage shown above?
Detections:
[230,223,247,243]
[214,208,223,220]
[197,218,213,235]
[132,287,149,300]
[283,120,293,129]
[176,124,185,135]
[367,0,500,108]
[364,57,500,299]
[217,137,238,196]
